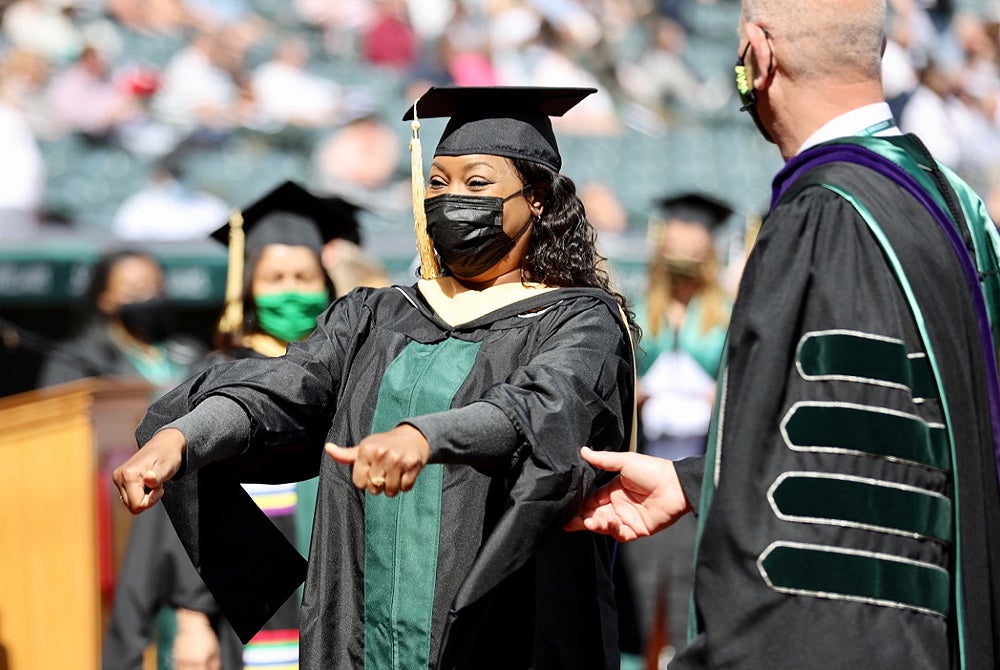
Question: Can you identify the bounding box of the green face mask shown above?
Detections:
[254,290,329,343]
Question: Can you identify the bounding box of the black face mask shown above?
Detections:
[424,190,532,279]
[118,296,176,343]
[735,41,775,144]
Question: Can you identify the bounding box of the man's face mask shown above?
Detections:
[255,289,329,343]
[735,40,775,144]
[424,188,533,279]
[118,296,176,344]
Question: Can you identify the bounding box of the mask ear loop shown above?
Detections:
[410,99,442,279]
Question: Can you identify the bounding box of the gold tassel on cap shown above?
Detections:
[217,209,245,334]
[409,105,441,279]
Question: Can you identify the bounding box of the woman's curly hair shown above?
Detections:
[512,158,639,339]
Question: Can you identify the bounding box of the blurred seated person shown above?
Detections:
[616,15,731,118]
[624,193,735,662]
[251,36,341,129]
[112,153,231,241]
[310,115,408,213]
[0,98,44,237]
[362,0,417,71]
[104,181,359,669]
[37,248,205,391]
[1,0,84,65]
[45,44,146,140]
[150,27,249,141]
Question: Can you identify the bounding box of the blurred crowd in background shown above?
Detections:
[0,0,996,251]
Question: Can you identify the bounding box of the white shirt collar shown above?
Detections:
[796,102,901,155]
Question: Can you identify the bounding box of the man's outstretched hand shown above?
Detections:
[565,447,692,541]
[112,427,186,514]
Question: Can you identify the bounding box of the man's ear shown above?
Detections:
[746,22,773,90]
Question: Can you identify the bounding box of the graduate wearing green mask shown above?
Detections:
[104,181,359,670]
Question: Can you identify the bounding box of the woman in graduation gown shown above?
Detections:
[114,86,637,670]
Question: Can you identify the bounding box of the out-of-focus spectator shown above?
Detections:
[617,15,729,118]
[623,192,735,663]
[900,59,962,167]
[1,0,84,64]
[45,44,145,138]
[150,27,246,141]
[485,0,543,82]
[251,36,341,128]
[0,47,54,137]
[363,0,417,71]
[524,19,620,134]
[883,9,922,114]
[295,0,374,58]
[36,248,205,389]
[0,99,45,234]
[432,2,500,86]
[112,154,230,240]
[310,115,407,212]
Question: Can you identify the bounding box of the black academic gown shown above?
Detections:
[136,285,634,670]
[673,136,1000,669]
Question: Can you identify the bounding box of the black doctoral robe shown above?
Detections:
[136,284,635,670]
[673,135,1000,669]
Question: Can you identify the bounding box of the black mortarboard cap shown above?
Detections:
[401,86,597,171]
[209,180,362,251]
[211,180,361,334]
[657,192,734,230]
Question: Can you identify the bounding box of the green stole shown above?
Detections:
[363,337,482,670]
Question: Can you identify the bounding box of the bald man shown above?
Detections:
[569,1,1000,668]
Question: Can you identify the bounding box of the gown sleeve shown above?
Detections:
[450,294,636,610]
[132,289,373,642]
[678,183,962,668]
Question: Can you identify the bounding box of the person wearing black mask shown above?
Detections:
[113,86,637,670]
[37,249,205,391]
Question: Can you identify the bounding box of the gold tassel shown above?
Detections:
[218,209,245,334]
[410,112,440,279]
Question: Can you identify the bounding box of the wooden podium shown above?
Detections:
[0,378,155,670]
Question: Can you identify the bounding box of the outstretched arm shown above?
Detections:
[564,447,692,541]
[114,396,252,514]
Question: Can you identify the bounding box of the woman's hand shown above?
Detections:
[112,428,186,513]
[325,424,430,497]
